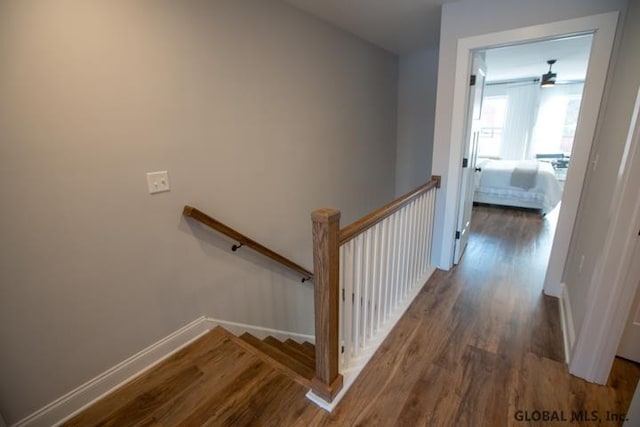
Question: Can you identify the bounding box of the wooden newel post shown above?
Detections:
[432,174,442,189]
[310,208,344,402]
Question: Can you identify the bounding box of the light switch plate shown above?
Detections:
[146,171,170,194]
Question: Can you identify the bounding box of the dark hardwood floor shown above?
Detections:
[64,205,640,426]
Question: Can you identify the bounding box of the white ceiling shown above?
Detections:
[484,35,594,83]
[281,0,456,54]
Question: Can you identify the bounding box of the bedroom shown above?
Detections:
[454,34,593,264]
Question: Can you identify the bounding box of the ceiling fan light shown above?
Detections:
[541,71,556,87]
[541,59,557,87]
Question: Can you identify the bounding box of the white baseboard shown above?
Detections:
[13,317,213,427]
[204,318,314,344]
[559,283,576,364]
[12,317,313,427]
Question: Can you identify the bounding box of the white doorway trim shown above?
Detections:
[570,87,640,383]
[438,12,618,300]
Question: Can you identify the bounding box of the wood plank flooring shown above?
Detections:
[64,205,639,426]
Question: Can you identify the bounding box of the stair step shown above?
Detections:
[286,339,316,360]
[283,339,316,365]
[238,333,315,386]
[263,336,315,370]
[301,341,316,358]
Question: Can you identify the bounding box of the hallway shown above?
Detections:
[64,206,639,426]
[304,205,640,425]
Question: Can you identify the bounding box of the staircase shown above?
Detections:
[236,332,316,387]
[62,326,317,426]
[178,177,439,408]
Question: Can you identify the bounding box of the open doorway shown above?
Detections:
[436,11,621,380]
[454,35,592,266]
[435,13,618,303]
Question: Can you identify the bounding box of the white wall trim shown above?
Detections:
[570,87,640,384]
[10,317,313,427]
[559,283,576,364]
[204,318,315,344]
[542,12,620,297]
[12,317,213,427]
[434,12,619,281]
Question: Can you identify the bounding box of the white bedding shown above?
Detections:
[474,159,563,214]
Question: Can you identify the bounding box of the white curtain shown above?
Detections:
[500,82,540,160]
[531,82,584,156]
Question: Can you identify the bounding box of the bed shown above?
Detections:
[473,159,563,214]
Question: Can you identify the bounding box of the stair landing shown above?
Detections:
[62,327,316,426]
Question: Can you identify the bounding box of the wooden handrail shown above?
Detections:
[183,206,313,282]
[339,175,441,245]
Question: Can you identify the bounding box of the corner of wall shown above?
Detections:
[395,48,439,197]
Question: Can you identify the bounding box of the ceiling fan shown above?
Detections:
[541,59,557,88]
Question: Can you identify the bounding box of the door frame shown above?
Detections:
[570,87,640,383]
[440,12,618,298]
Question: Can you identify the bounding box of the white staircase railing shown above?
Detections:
[308,176,440,410]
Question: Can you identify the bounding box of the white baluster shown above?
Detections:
[362,230,371,344]
[367,223,380,338]
[394,210,403,308]
[417,193,427,277]
[427,190,435,267]
[405,204,414,293]
[353,235,363,356]
[383,215,393,321]
[376,220,386,330]
[424,190,432,273]
[339,245,345,370]
[401,207,410,299]
[410,199,419,288]
[343,240,354,368]
[424,192,431,271]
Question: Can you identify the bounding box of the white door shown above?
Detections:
[454,53,486,264]
[617,237,640,363]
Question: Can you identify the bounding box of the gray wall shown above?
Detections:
[563,0,640,341]
[0,0,398,423]
[395,48,438,196]
[431,0,628,269]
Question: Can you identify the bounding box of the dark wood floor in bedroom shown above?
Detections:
[65,205,640,426]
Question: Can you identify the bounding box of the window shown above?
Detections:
[560,96,582,154]
[477,96,507,158]
[531,83,584,157]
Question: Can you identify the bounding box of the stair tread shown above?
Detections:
[239,333,316,384]
[301,341,316,357]
[285,339,316,360]
[282,339,316,365]
[264,336,315,370]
